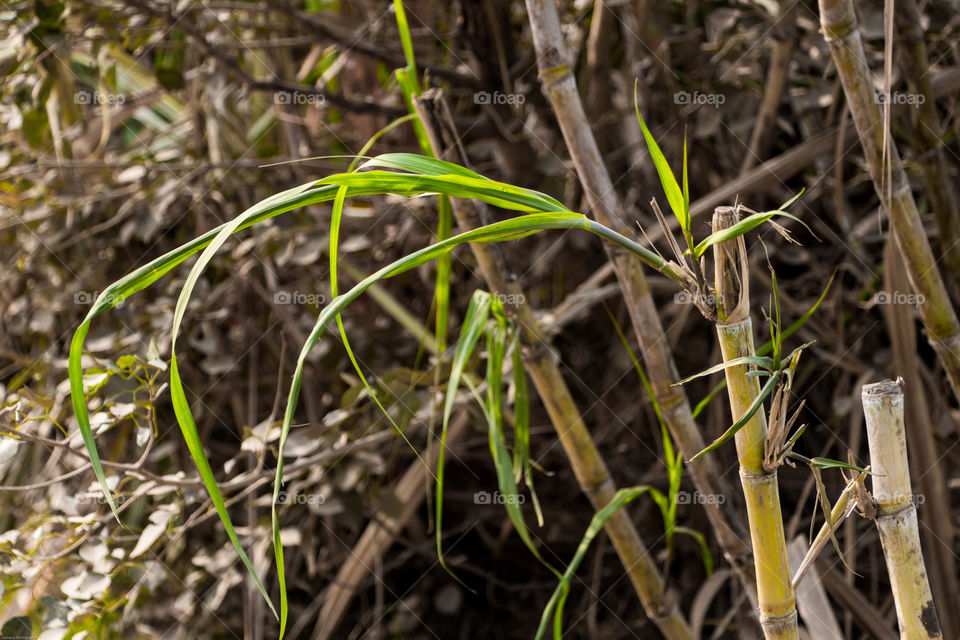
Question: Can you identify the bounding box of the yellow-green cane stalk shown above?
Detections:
[818,0,960,402]
[862,380,943,640]
[713,207,798,639]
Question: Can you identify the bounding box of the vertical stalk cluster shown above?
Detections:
[523,0,757,604]
[818,0,960,402]
[861,380,942,640]
[712,207,798,639]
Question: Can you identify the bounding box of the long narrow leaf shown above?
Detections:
[633,82,687,235]
[510,337,542,526]
[484,316,558,575]
[535,487,652,640]
[319,171,570,214]
[674,355,775,386]
[690,370,781,461]
[436,290,492,580]
[694,210,798,258]
[692,190,809,258]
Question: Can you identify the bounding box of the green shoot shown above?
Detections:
[535,487,652,640]
[634,80,693,254]
[692,273,834,418]
[436,290,492,583]
[605,305,712,575]
[485,302,560,575]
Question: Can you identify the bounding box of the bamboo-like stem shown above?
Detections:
[861,380,943,640]
[894,0,960,284]
[818,0,960,402]
[523,0,758,607]
[413,92,693,640]
[713,208,797,639]
[882,240,959,639]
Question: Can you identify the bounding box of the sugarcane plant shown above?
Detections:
[67,129,828,638]
[64,8,843,637]
[630,99,877,639]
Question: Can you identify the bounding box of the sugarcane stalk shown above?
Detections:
[713,207,798,639]
[413,92,693,640]
[861,380,942,640]
[523,0,758,607]
[818,0,960,402]
[882,239,959,639]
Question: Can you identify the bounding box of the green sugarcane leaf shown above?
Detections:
[436,290,492,583]
[809,457,875,473]
[690,370,781,461]
[485,322,559,577]
[634,82,688,236]
[320,170,570,214]
[695,211,784,258]
[675,356,776,386]
[67,152,692,636]
[68,179,335,622]
[511,338,543,526]
[359,152,486,179]
[535,487,652,640]
[675,525,714,577]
